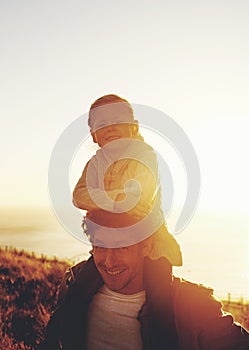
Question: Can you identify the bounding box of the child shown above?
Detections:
[73,94,182,264]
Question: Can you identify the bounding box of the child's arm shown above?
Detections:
[73,160,123,212]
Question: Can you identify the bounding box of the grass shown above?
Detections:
[0,246,248,349]
[0,246,70,349]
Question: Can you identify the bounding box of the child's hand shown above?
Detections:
[114,191,152,218]
[115,192,126,202]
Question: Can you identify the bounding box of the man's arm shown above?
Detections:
[174,278,249,350]
[198,310,249,350]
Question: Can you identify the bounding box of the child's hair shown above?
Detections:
[88,94,134,129]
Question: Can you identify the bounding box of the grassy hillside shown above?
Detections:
[0,246,248,349]
[0,246,70,349]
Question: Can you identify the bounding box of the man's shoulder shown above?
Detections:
[173,277,214,296]
[56,260,87,302]
[172,277,223,322]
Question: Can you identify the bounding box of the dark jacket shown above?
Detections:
[38,257,249,350]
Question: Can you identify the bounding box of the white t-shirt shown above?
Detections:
[86,285,146,350]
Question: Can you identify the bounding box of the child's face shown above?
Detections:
[91,122,135,147]
[89,103,137,147]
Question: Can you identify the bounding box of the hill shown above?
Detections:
[0,246,70,349]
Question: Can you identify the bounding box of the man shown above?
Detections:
[38,230,249,350]
[38,95,249,349]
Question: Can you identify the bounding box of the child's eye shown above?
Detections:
[93,120,107,129]
[116,120,126,124]
[95,123,106,129]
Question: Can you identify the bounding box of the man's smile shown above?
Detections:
[104,267,126,276]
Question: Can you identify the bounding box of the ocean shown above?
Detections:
[1,206,248,301]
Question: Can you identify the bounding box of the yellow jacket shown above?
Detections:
[73,139,182,266]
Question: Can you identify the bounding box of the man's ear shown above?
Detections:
[142,240,152,257]
[91,131,97,143]
[89,248,94,256]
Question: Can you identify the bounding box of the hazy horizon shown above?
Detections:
[1,206,248,301]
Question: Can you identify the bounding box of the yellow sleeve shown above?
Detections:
[73,160,123,212]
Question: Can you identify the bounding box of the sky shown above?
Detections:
[1,0,249,298]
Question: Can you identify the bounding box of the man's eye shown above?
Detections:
[94,246,105,252]
[119,246,129,251]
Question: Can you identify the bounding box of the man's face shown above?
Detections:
[93,243,145,295]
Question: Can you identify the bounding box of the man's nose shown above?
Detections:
[104,249,116,268]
